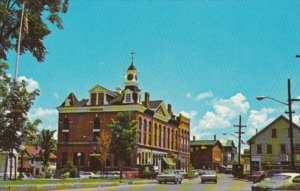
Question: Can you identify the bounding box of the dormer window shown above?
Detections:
[91,93,97,105]
[125,93,131,103]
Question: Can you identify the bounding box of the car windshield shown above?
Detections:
[203,170,215,175]
[270,175,290,181]
[163,170,174,174]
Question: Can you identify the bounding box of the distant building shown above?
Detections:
[19,145,56,176]
[219,140,237,166]
[56,62,190,172]
[241,148,250,173]
[190,136,223,170]
[247,115,300,172]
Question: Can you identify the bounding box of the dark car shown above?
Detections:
[247,171,265,183]
[252,173,300,191]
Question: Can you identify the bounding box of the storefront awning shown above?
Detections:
[162,157,175,166]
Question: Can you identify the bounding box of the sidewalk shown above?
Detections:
[0,179,158,191]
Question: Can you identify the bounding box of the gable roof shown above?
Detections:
[247,115,300,144]
[89,84,117,96]
[220,140,236,148]
[59,92,79,107]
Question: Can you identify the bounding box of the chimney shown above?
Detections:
[214,134,216,141]
[168,104,173,116]
[193,136,195,142]
[145,92,150,108]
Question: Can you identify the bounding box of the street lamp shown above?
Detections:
[77,152,81,177]
[256,79,300,170]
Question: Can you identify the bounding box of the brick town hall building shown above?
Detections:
[56,61,190,172]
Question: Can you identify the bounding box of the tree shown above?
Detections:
[23,119,41,145]
[0,78,39,179]
[96,129,111,174]
[109,112,138,179]
[0,79,39,151]
[0,0,69,62]
[39,129,56,174]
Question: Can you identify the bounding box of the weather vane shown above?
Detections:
[130,51,136,64]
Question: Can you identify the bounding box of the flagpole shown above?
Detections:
[15,1,25,79]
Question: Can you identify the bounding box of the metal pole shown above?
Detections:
[287,79,295,169]
[15,1,26,79]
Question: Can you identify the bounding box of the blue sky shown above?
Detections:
[6,1,300,146]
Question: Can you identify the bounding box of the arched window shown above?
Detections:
[159,125,162,147]
[148,122,152,145]
[143,119,147,145]
[139,118,142,143]
[154,124,157,147]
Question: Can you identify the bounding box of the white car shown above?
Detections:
[79,171,101,179]
[252,172,300,191]
[157,170,183,184]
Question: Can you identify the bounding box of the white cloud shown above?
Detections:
[196,91,214,101]
[246,108,275,137]
[53,92,59,99]
[17,76,40,92]
[180,110,197,120]
[186,92,192,98]
[194,93,250,130]
[28,107,58,132]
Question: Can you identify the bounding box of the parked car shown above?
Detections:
[156,170,183,184]
[247,171,265,183]
[79,171,101,179]
[102,171,120,178]
[248,169,299,183]
[251,173,300,191]
[201,170,217,184]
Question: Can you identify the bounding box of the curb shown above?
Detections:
[0,180,157,191]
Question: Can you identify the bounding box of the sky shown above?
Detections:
[6,1,300,149]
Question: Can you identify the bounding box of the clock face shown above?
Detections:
[127,74,133,81]
[135,75,138,81]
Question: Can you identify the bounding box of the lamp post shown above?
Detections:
[18,145,25,178]
[256,79,300,170]
[77,152,81,177]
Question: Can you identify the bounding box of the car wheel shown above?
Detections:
[179,180,182,184]
[174,180,177,184]
[202,180,205,184]
[158,181,162,184]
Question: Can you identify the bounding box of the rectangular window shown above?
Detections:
[98,93,104,105]
[125,94,131,102]
[267,144,272,154]
[281,144,286,154]
[91,93,97,105]
[62,152,67,166]
[93,132,100,142]
[272,129,277,138]
[257,144,262,154]
[62,132,69,142]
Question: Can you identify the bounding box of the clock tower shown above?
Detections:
[123,52,141,104]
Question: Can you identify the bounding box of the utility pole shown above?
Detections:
[234,115,246,165]
[287,79,295,170]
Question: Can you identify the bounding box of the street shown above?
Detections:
[62,174,252,191]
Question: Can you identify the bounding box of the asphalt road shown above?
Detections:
[62,173,253,191]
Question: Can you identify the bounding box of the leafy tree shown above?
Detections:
[0,0,69,62]
[23,119,41,145]
[39,129,56,173]
[96,129,111,173]
[0,79,39,152]
[109,112,138,179]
